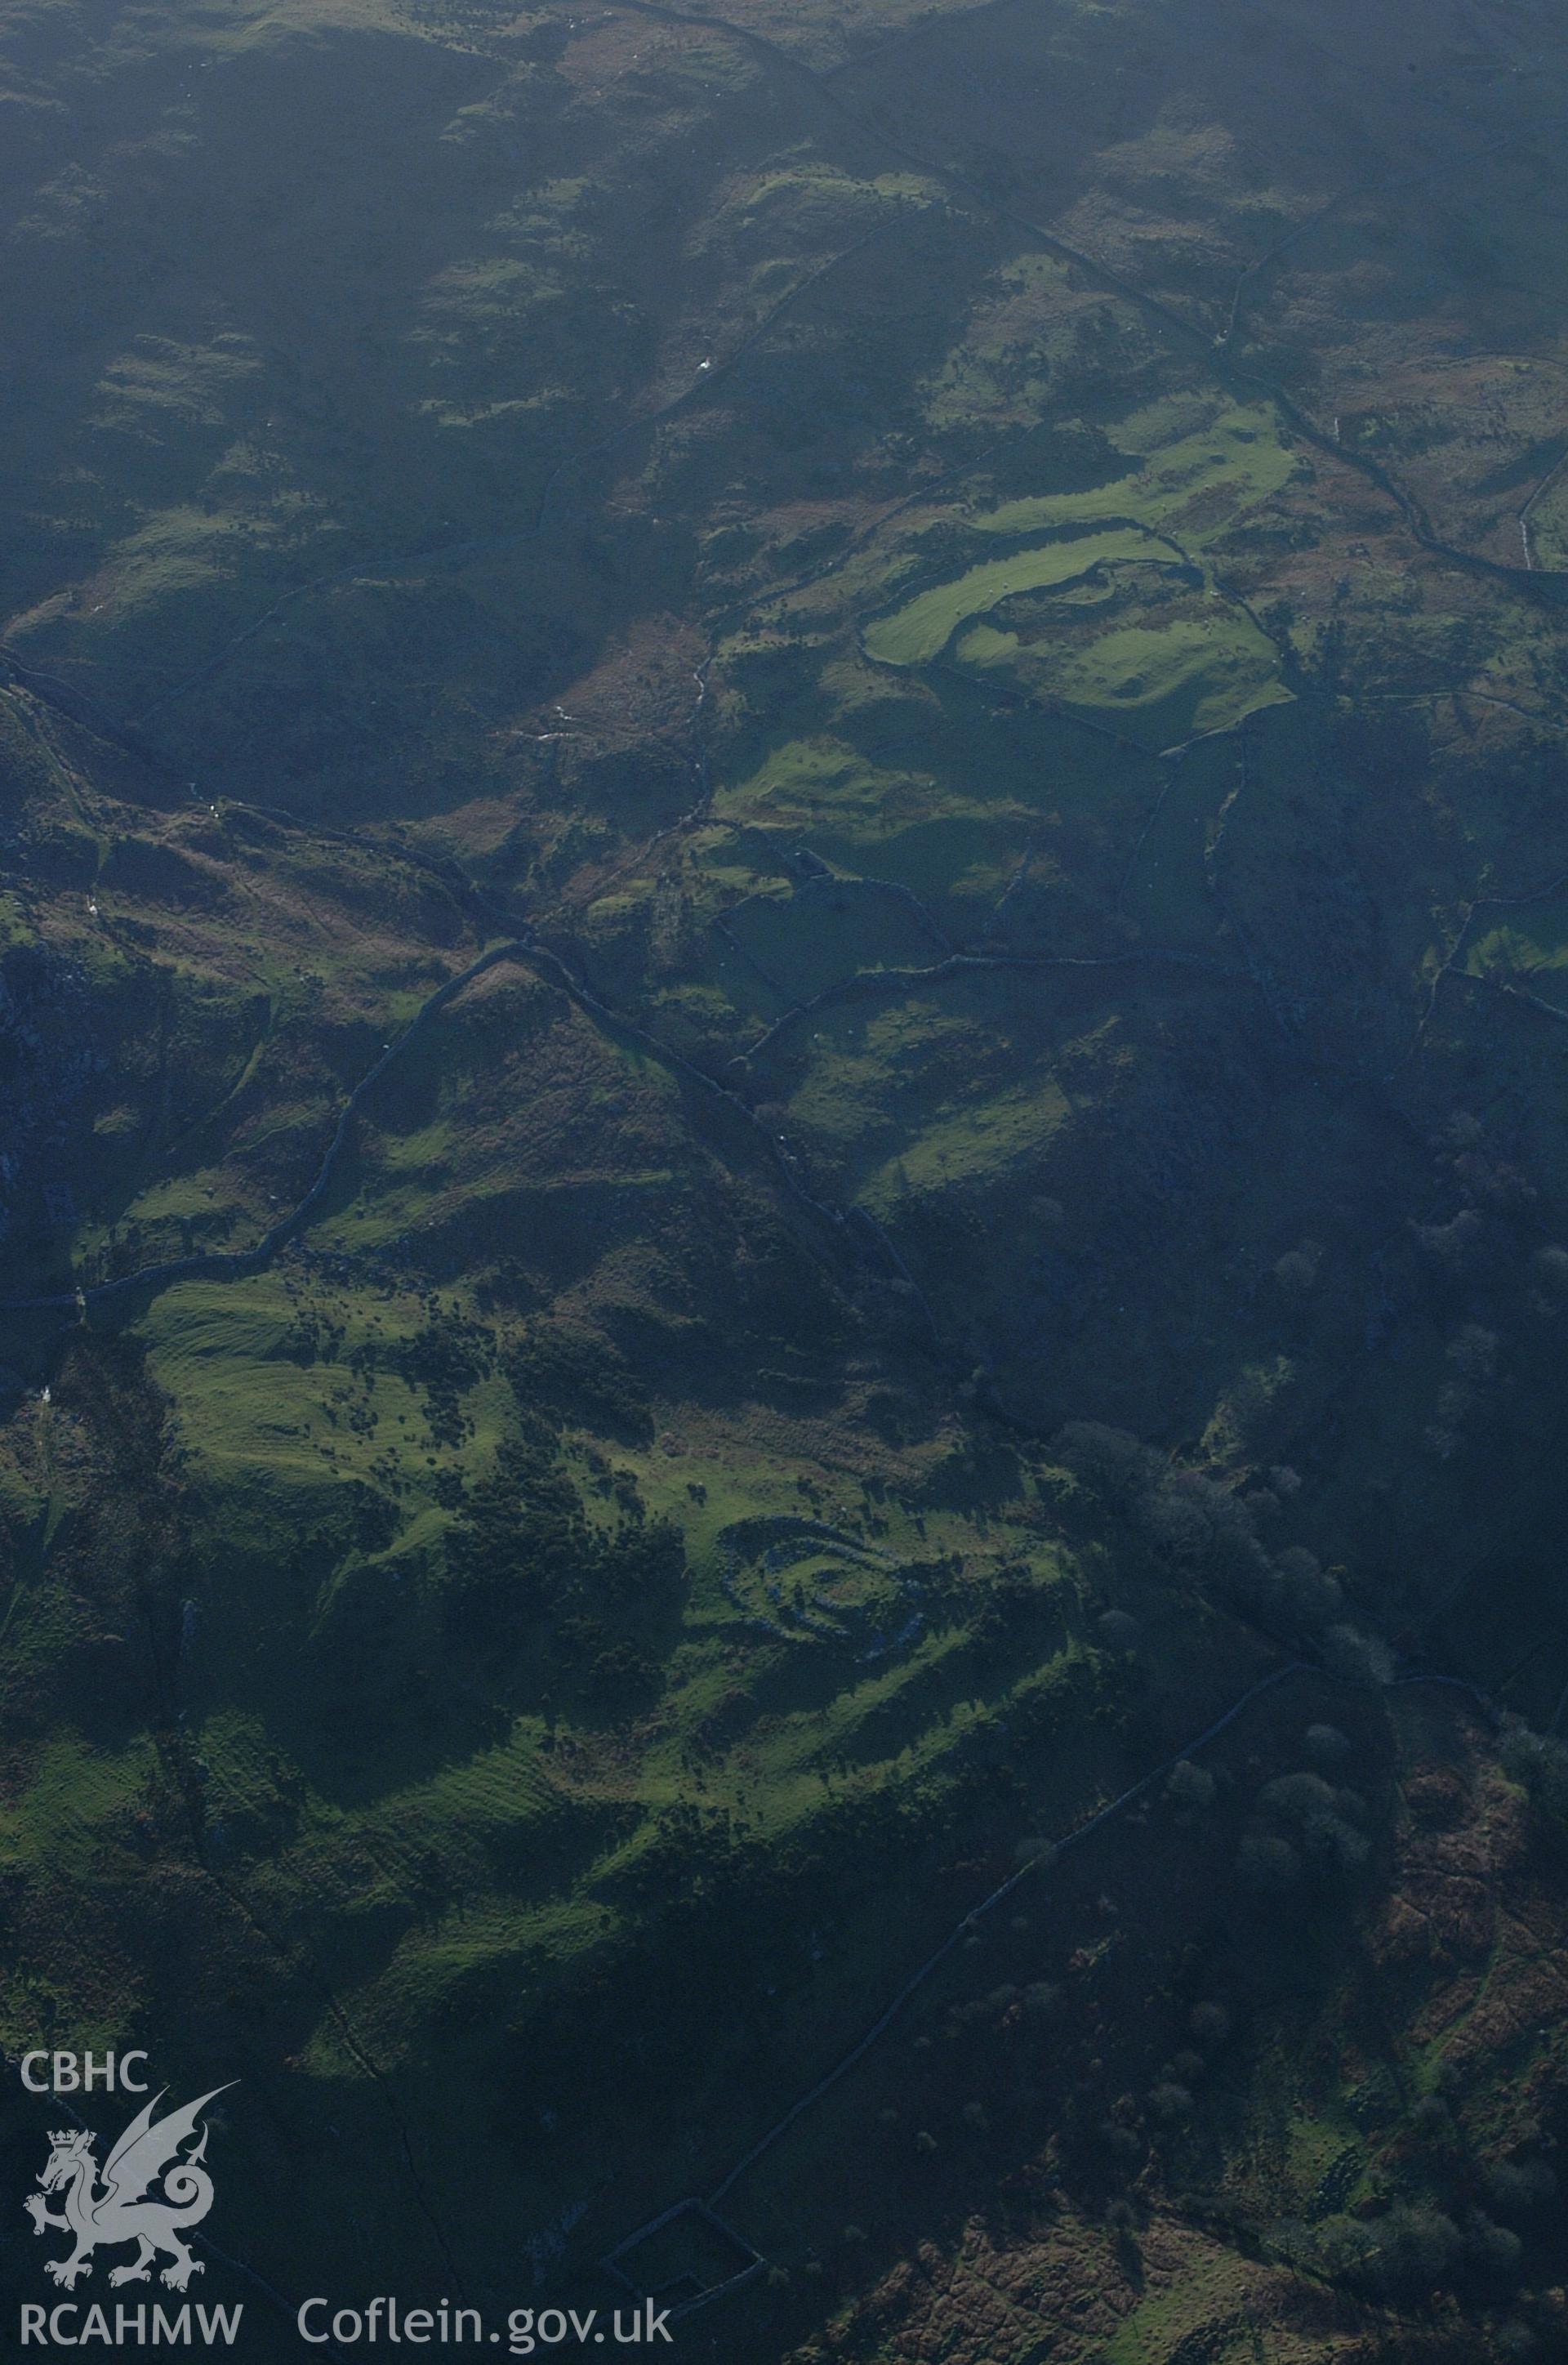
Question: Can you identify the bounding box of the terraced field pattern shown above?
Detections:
[7,0,1568,2356]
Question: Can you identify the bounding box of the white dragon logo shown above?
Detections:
[24,2086,234,2292]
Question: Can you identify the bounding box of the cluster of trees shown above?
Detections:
[1499,1718,1568,1818]
[443,1438,687,1710]
[1236,1767,1370,1896]
[1299,2149,1556,2326]
[1312,2201,1514,2297]
[1057,1419,1389,1669]
[394,1310,497,1445]
[501,1320,652,1444]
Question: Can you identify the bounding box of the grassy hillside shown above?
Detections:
[6,0,1568,2355]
